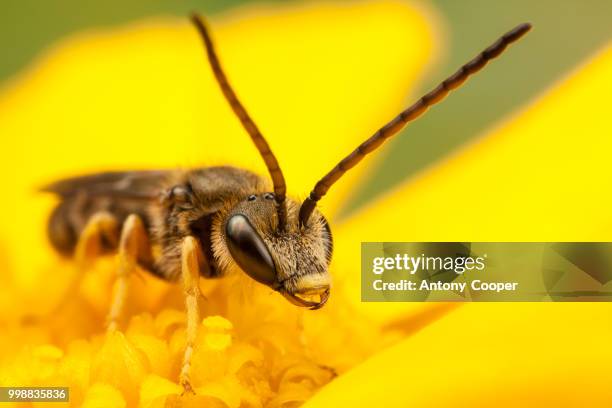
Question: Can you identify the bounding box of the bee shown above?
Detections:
[43,15,531,392]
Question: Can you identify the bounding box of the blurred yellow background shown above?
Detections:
[2,0,612,215]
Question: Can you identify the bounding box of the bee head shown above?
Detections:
[195,13,532,308]
[214,193,332,309]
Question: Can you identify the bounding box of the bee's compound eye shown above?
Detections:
[263,193,275,200]
[247,194,257,202]
[225,214,277,286]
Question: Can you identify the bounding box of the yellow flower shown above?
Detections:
[307,43,612,407]
[0,1,611,407]
[0,1,437,406]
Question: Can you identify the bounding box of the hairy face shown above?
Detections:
[211,193,332,309]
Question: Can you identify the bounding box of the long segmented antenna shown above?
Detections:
[191,14,288,229]
[299,23,532,226]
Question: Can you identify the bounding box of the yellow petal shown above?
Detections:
[0,0,437,291]
[90,331,150,405]
[139,374,182,408]
[154,309,186,338]
[127,334,171,377]
[167,394,227,408]
[268,382,318,408]
[226,343,263,374]
[82,382,126,408]
[201,315,233,349]
[57,340,93,405]
[32,344,63,360]
[303,303,612,407]
[333,43,612,324]
[202,315,233,331]
[194,376,244,408]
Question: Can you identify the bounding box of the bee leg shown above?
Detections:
[179,236,204,395]
[75,211,119,265]
[45,212,119,316]
[107,214,153,332]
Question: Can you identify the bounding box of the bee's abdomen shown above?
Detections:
[47,193,152,256]
[47,200,79,255]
